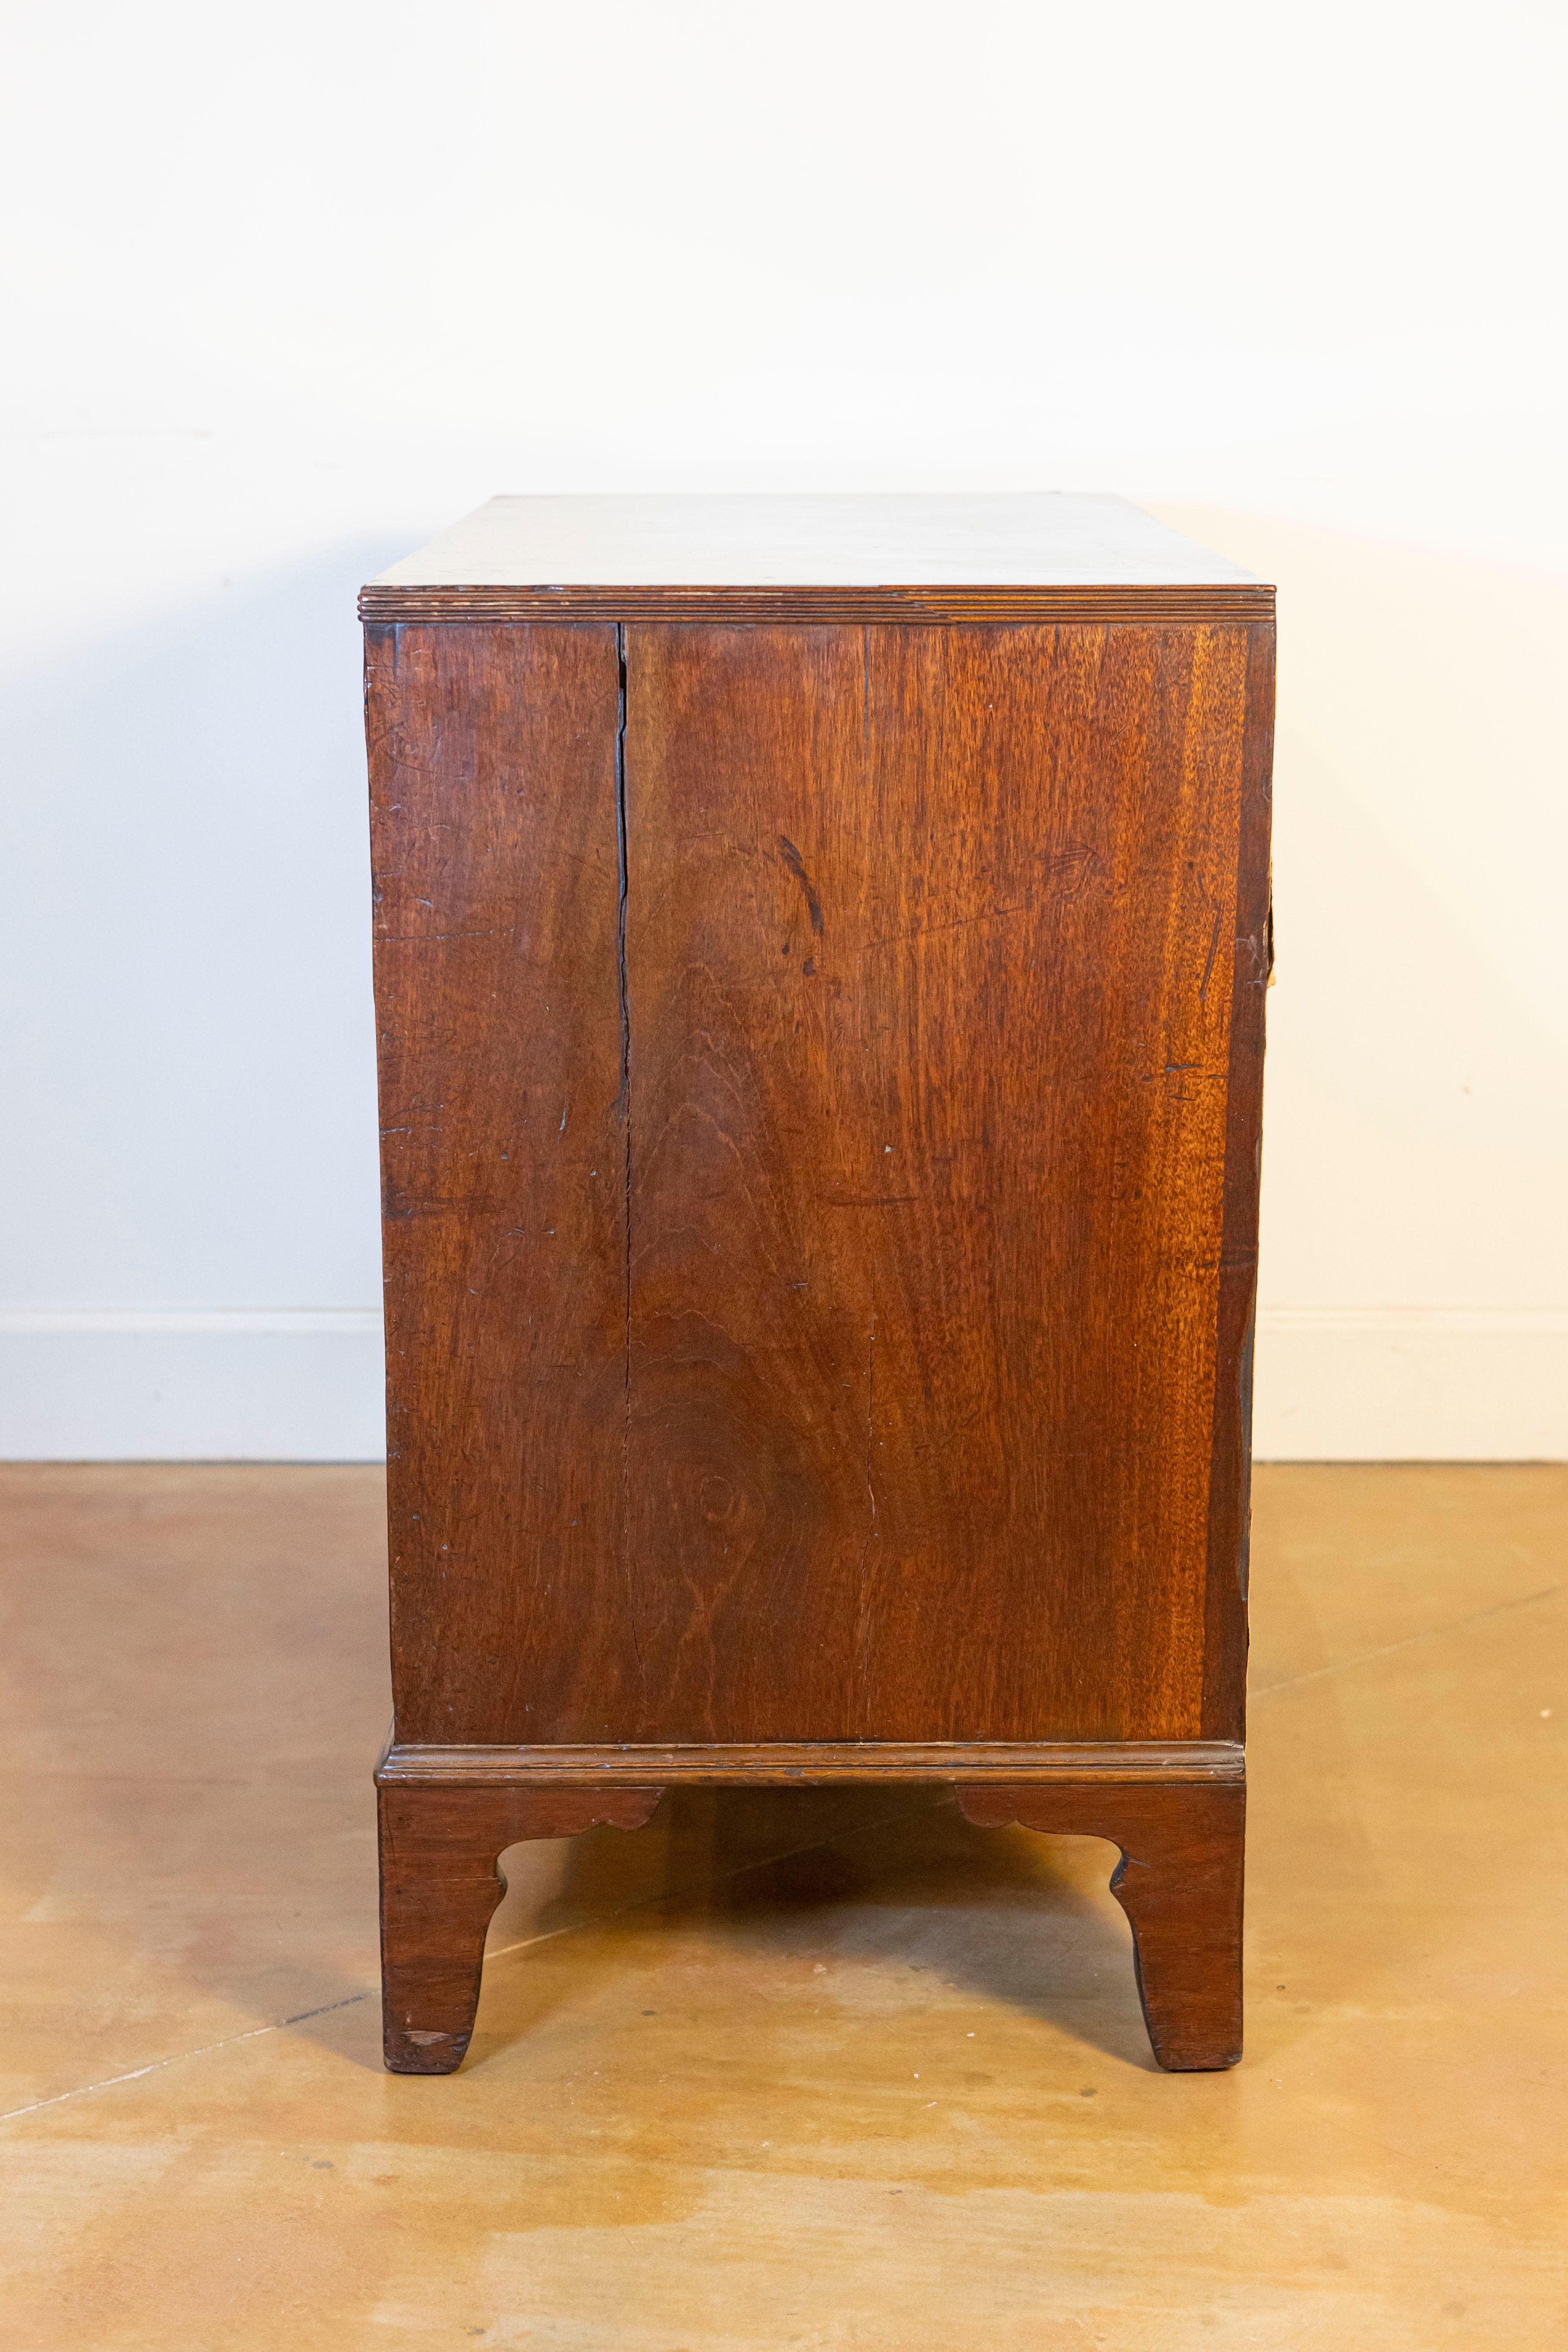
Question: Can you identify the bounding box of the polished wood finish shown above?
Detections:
[624,621,1259,1743]
[364,497,1273,2075]
[366,621,634,1745]
[957,1779,1246,2070]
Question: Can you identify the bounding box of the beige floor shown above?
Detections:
[0,1466,1564,2349]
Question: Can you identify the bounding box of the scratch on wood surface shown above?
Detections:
[778,834,825,935]
[1198,897,1223,1005]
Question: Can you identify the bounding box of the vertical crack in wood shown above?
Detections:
[615,624,643,1698]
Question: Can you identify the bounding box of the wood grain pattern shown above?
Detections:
[366,621,631,1745]
[621,623,1254,1743]
[957,1777,1245,2069]
[378,1782,664,2072]
[367,620,1265,1751]
[376,1739,1245,1786]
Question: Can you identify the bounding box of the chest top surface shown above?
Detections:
[371,494,1256,589]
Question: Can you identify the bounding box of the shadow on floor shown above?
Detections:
[430,1786,1155,2075]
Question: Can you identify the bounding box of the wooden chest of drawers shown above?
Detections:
[362,495,1274,2073]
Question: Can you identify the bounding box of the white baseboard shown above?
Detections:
[0,1305,1563,1463]
[0,1309,386,1461]
[1250,1306,1568,1460]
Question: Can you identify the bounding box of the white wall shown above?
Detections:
[3,0,1564,1460]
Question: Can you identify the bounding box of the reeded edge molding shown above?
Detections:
[375,1740,1245,1787]
[358,583,1275,627]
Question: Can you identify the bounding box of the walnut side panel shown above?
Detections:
[367,622,630,1743]
[621,622,1252,1743]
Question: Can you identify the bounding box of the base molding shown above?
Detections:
[375,1738,1244,1788]
[377,1755,1246,2073]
